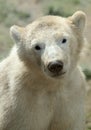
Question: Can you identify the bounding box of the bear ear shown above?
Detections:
[10,25,25,43]
[69,11,86,32]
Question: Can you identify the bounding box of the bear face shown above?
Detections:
[10,11,86,79]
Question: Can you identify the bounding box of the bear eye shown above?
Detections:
[62,38,67,44]
[34,45,41,51]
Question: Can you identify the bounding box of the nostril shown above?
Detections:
[48,61,63,73]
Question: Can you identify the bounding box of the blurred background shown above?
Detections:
[0,0,91,129]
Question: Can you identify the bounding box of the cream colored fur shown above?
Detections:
[0,11,87,130]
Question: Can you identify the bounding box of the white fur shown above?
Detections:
[0,11,87,130]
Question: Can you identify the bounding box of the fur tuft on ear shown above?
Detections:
[69,11,86,32]
[10,25,24,43]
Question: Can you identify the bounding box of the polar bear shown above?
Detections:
[0,11,86,130]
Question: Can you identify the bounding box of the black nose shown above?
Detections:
[48,61,63,73]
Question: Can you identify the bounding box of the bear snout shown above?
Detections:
[47,60,63,74]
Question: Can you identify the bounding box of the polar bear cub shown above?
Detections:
[0,11,86,130]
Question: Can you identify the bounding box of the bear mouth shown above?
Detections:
[50,71,66,78]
